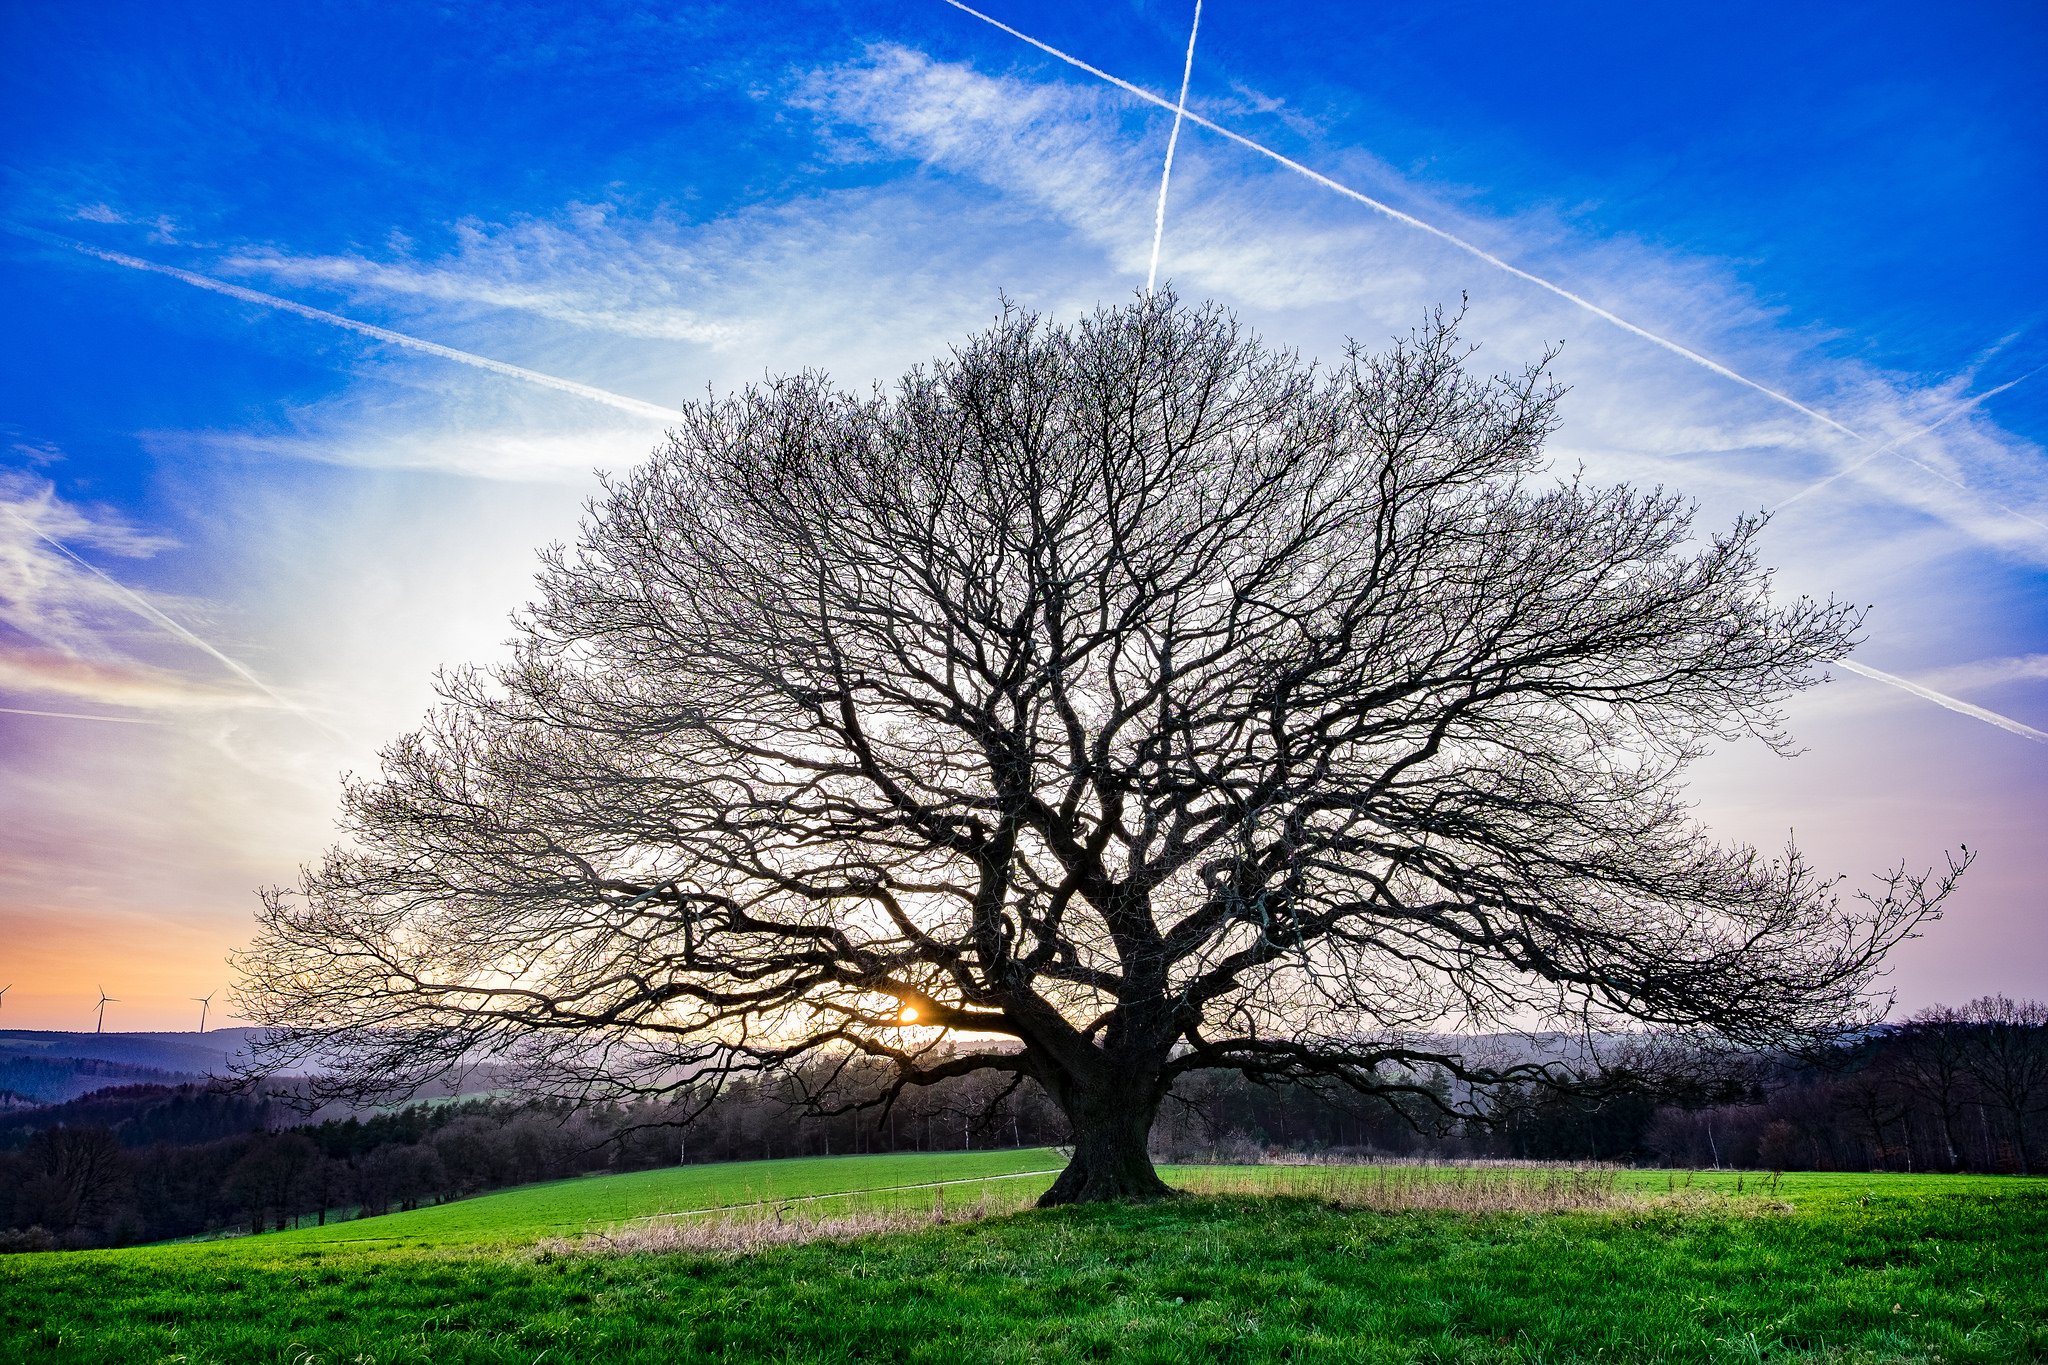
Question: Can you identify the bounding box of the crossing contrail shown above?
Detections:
[3,505,346,740]
[1771,364,2048,530]
[943,2,2048,748]
[1837,661,2048,745]
[5,225,689,424]
[941,0,1862,440]
[0,706,161,724]
[1145,1,1202,297]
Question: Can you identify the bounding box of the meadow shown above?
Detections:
[182,1147,1071,1252]
[3,1151,2043,1363]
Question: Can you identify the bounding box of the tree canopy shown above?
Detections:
[240,295,1963,1202]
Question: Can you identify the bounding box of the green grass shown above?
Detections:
[1174,1161,2032,1204]
[210,1147,1068,1251]
[4,1160,2043,1363]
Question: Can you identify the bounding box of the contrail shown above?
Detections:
[4,225,688,424]
[1772,364,2048,531]
[941,0,1862,440]
[1145,1,1202,297]
[3,505,346,741]
[942,3,2048,749]
[1837,660,2048,745]
[0,706,161,724]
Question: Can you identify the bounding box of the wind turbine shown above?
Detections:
[192,993,214,1034]
[94,987,117,1034]
[0,984,11,1012]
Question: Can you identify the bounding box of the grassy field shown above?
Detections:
[3,1155,2043,1363]
[196,1147,1069,1251]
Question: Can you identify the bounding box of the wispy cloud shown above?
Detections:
[0,471,176,652]
[1771,365,2046,514]
[0,648,258,713]
[7,225,689,425]
[798,43,2048,565]
[220,206,741,345]
[30,49,2045,726]
[939,1,1866,438]
[0,473,300,724]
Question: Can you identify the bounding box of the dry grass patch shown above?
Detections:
[546,1180,1043,1257]
[1170,1162,1636,1213]
[548,1163,1803,1260]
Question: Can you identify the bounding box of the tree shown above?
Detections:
[15,1126,130,1237]
[1956,995,2048,1174]
[239,295,1963,1203]
[224,1132,318,1233]
[1834,1047,1915,1171]
[1894,1006,1979,1171]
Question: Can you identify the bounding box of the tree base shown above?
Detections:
[1036,1139,1176,1206]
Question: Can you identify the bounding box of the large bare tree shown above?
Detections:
[239,296,1963,1202]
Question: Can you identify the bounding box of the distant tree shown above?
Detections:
[356,1142,443,1216]
[1836,1050,1916,1171]
[1956,995,2048,1174]
[1894,1006,1980,1171]
[239,295,1965,1203]
[1490,1081,1661,1163]
[435,1115,514,1194]
[224,1132,318,1233]
[16,1127,130,1236]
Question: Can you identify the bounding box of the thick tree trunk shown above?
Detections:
[1037,1072,1174,1206]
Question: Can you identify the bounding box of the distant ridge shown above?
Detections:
[0,1028,267,1075]
[0,1030,510,1109]
[0,1029,279,1102]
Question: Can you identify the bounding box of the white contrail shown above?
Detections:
[1837,661,2048,745]
[1774,364,2047,517]
[941,0,1862,440]
[941,3,2048,749]
[0,706,161,724]
[5,225,688,424]
[1145,1,1202,297]
[3,506,345,740]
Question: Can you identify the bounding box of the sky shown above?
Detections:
[1,0,2043,1034]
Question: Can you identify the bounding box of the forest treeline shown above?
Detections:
[1636,996,2047,1176]
[1,995,2040,1251]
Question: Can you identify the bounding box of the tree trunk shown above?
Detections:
[1937,1110,1961,1173]
[1037,1069,1174,1206]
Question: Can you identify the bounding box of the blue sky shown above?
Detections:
[2,0,2044,1030]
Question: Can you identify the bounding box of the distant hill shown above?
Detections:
[0,1055,207,1104]
[0,1028,266,1074]
[0,1030,271,1104]
[0,1029,517,1110]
